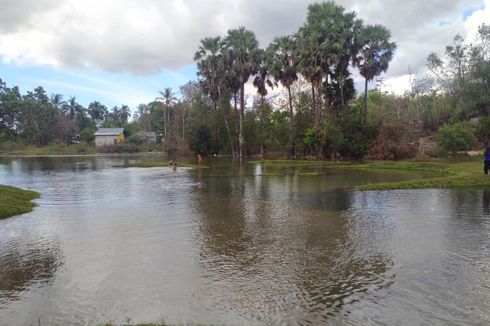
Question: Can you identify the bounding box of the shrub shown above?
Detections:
[368,123,416,160]
[127,134,144,145]
[79,128,96,143]
[96,144,141,153]
[437,122,476,152]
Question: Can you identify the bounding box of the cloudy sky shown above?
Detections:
[0,0,488,108]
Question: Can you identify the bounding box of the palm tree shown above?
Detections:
[194,37,222,111]
[266,35,299,158]
[224,27,261,159]
[119,105,131,124]
[355,24,396,123]
[157,87,177,138]
[50,93,66,110]
[62,96,79,120]
[253,52,275,157]
[88,101,108,123]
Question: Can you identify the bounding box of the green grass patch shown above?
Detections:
[249,158,490,190]
[0,185,40,219]
[356,160,489,190]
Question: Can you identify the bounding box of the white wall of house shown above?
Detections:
[95,135,119,147]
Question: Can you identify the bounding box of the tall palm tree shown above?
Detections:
[224,27,261,159]
[355,24,396,123]
[194,37,222,111]
[253,52,275,157]
[266,36,299,158]
[157,87,177,138]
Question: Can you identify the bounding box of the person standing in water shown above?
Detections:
[485,147,490,175]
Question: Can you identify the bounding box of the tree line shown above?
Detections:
[1,1,489,158]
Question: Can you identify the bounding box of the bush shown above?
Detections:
[96,144,141,153]
[127,134,144,145]
[79,128,96,143]
[368,123,416,160]
[437,122,476,152]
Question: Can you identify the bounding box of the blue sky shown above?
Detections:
[0,0,488,111]
[0,62,197,108]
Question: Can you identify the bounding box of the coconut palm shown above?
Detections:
[50,93,67,111]
[224,27,261,159]
[266,35,299,158]
[355,24,396,123]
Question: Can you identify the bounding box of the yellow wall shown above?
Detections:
[117,133,125,144]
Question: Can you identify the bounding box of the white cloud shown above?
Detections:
[0,0,488,97]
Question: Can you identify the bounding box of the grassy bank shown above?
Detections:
[250,159,490,190]
[0,185,40,219]
[0,142,95,155]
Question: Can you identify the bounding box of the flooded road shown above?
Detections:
[0,157,489,325]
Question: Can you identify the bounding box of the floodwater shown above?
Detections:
[0,157,489,325]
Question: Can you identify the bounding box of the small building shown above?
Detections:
[137,131,157,144]
[94,128,125,146]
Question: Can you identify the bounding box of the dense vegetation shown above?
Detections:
[0,185,40,219]
[0,2,489,159]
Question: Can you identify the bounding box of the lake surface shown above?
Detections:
[0,157,489,325]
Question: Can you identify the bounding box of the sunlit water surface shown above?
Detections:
[0,157,489,325]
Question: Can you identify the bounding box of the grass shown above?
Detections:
[0,185,40,219]
[127,161,209,168]
[249,159,490,191]
[0,142,95,155]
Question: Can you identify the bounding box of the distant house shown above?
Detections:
[94,128,125,146]
[137,131,157,144]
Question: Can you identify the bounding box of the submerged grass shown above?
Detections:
[0,185,40,219]
[250,159,490,190]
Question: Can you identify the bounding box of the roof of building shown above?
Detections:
[94,128,125,136]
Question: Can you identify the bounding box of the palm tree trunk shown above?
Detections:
[234,92,239,158]
[364,77,369,124]
[223,111,235,157]
[311,84,316,119]
[260,95,265,158]
[239,82,245,160]
[182,107,185,140]
[287,85,295,158]
[163,107,166,139]
[339,78,345,119]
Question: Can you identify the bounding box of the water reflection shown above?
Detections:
[191,169,393,324]
[0,157,489,325]
[0,236,63,305]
